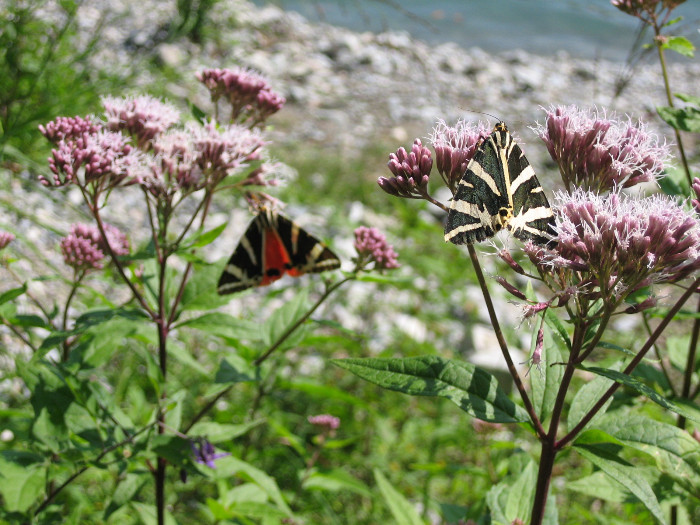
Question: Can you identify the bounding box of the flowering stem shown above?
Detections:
[465,244,546,439]
[654,28,692,187]
[558,277,700,449]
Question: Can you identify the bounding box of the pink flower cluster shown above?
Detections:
[60,223,129,271]
[380,139,433,198]
[102,95,180,148]
[143,121,266,195]
[552,189,700,293]
[612,0,685,18]
[308,414,340,431]
[42,130,138,188]
[430,119,490,193]
[39,116,101,143]
[534,105,670,192]
[196,67,285,124]
[354,226,400,270]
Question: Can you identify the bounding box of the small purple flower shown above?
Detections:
[534,105,670,192]
[380,139,433,198]
[0,231,15,251]
[60,223,129,271]
[308,414,340,431]
[39,116,100,143]
[191,438,229,468]
[354,226,400,270]
[430,119,490,194]
[102,95,180,149]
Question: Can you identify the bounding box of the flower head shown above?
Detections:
[354,226,400,270]
[60,223,129,271]
[0,231,15,250]
[102,95,180,149]
[551,189,700,298]
[380,139,432,198]
[534,105,670,192]
[308,414,341,431]
[691,177,700,215]
[430,119,490,194]
[39,116,101,143]
[144,120,266,196]
[191,437,229,468]
[196,67,285,125]
[42,130,139,188]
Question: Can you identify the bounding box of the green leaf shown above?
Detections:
[544,307,571,350]
[178,261,231,312]
[303,468,373,497]
[0,284,27,306]
[177,312,261,341]
[0,453,45,513]
[181,223,227,249]
[188,420,265,443]
[662,35,695,57]
[167,342,209,377]
[486,483,509,525]
[104,473,148,520]
[584,366,700,423]
[567,471,630,503]
[568,361,621,433]
[573,444,667,525]
[214,355,257,385]
[262,289,311,349]
[131,502,178,525]
[505,461,537,524]
[374,468,425,525]
[213,456,294,517]
[657,105,700,133]
[151,435,191,468]
[676,92,700,106]
[332,356,529,423]
[530,324,564,423]
[594,413,700,477]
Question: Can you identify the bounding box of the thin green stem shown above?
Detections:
[654,27,692,187]
[465,244,546,439]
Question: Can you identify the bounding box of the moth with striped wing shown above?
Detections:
[444,122,556,246]
[217,208,341,295]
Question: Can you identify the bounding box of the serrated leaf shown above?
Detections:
[584,366,700,423]
[303,468,372,497]
[662,35,695,57]
[332,356,529,423]
[573,444,667,525]
[594,413,700,476]
[568,361,622,432]
[374,468,424,525]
